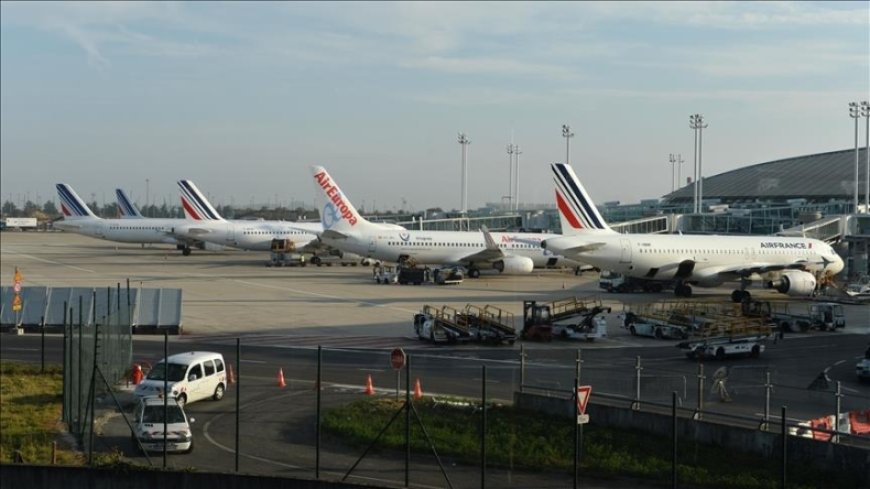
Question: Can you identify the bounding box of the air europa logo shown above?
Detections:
[314,171,357,225]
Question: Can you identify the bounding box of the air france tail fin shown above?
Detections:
[115,189,143,218]
[56,184,98,219]
[177,180,225,221]
[551,163,614,235]
[310,166,376,234]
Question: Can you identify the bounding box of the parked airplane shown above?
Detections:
[115,188,143,218]
[172,180,324,253]
[310,165,580,277]
[55,183,200,253]
[541,163,845,301]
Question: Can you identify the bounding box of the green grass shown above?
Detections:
[0,362,83,465]
[323,397,862,489]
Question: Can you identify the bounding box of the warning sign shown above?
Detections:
[576,385,592,415]
[12,295,22,312]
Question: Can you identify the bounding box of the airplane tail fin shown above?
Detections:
[551,163,614,235]
[310,166,375,234]
[177,180,225,221]
[115,189,143,218]
[56,183,98,219]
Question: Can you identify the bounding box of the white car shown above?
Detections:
[857,358,870,382]
[131,396,194,453]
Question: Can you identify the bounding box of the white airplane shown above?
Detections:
[55,183,200,253]
[310,165,580,277]
[541,163,845,301]
[172,180,324,253]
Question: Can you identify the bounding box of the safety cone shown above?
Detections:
[413,378,423,400]
[364,374,375,395]
[277,368,286,388]
[227,364,235,385]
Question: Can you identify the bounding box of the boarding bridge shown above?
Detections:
[399,215,523,232]
[611,215,672,234]
[777,216,845,243]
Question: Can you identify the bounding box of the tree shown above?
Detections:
[42,200,58,216]
[23,200,39,216]
[1,201,17,217]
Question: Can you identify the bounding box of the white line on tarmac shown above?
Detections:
[231,278,418,315]
[0,249,96,274]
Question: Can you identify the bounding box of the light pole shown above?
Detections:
[669,154,676,193]
[514,145,523,211]
[145,178,150,217]
[506,143,515,211]
[458,132,471,217]
[849,103,860,213]
[562,124,575,166]
[861,101,869,214]
[689,114,708,213]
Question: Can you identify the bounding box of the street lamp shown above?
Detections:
[860,101,870,214]
[562,124,575,166]
[506,143,515,211]
[689,114,708,213]
[849,103,861,213]
[458,132,471,217]
[669,154,676,193]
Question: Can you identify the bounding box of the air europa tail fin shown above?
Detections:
[115,189,143,218]
[551,163,614,235]
[310,166,375,234]
[177,180,224,221]
[56,183,98,219]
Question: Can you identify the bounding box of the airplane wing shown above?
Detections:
[454,226,507,264]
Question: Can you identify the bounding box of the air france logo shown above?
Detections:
[760,242,808,249]
[314,171,358,226]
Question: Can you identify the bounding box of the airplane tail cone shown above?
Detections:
[277,368,286,389]
[413,378,423,400]
[364,374,375,396]
[228,364,236,385]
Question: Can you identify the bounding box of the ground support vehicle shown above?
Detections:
[599,270,671,293]
[549,305,611,341]
[741,301,846,332]
[858,358,870,382]
[413,305,471,344]
[134,351,227,407]
[456,304,517,345]
[522,297,607,342]
[623,312,690,339]
[132,396,194,454]
[398,266,430,285]
[433,266,464,285]
[678,334,767,360]
[311,249,361,266]
[374,265,399,284]
[266,239,306,267]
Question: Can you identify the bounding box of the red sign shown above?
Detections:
[576,385,592,415]
[390,348,406,370]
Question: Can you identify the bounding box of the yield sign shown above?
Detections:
[576,385,592,414]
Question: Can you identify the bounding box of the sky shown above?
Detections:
[1,1,868,213]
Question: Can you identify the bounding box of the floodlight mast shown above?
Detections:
[506,143,515,211]
[860,101,870,214]
[689,114,708,214]
[849,103,861,213]
[458,132,471,217]
[562,124,575,166]
[514,145,523,211]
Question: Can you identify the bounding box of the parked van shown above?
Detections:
[134,351,227,407]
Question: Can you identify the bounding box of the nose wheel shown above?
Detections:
[674,283,693,298]
[731,289,751,303]
[182,247,191,256]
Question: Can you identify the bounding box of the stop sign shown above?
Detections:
[390,348,406,370]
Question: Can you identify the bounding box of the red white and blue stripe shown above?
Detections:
[177,180,223,221]
[551,163,612,233]
[56,183,96,218]
[115,189,143,218]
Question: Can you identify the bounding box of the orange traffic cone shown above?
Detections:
[413,378,423,400]
[364,374,375,395]
[277,368,286,388]
[227,364,235,385]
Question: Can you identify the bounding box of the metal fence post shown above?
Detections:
[163,330,168,468]
[41,316,45,374]
[764,370,771,429]
[573,377,579,489]
[781,406,787,489]
[834,381,842,443]
[405,354,411,488]
[481,364,487,489]
[576,349,582,385]
[696,363,705,420]
[519,344,525,392]
[634,356,642,409]
[672,391,677,489]
[235,337,241,473]
[316,345,321,479]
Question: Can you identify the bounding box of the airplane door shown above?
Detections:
[226,223,236,245]
[368,237,377,255]
[619,238,632,264]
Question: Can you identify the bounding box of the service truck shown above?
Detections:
[2,217,37,230]
[599,270,670,293]
[742,301,845,332]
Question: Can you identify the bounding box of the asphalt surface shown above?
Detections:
[2,232,869,488]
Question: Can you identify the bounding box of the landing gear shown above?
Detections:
[674,283,693,298]
[468,268,481,279]
[182,247,191,256]
[730,290,752,303]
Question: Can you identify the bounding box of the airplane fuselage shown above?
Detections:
[56,217,184,245]
[174,220,321,251]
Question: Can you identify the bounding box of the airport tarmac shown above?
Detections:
[1,231,868,342]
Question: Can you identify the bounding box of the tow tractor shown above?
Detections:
[266,239,306,267]
[522,297,610,341]
[374,265,399,284]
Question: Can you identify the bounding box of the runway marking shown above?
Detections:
[0,250,96,274]
[230,278,418,315]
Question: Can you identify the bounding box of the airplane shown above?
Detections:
[115,188,143,218]
[171,180,325,253]
[310,165,581,277]
[540,163,845,301]
[54,183,202,254]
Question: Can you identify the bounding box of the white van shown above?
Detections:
[134,351,227,407]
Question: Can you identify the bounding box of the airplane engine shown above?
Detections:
[767,271,816,297]
[493,256,534,274]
